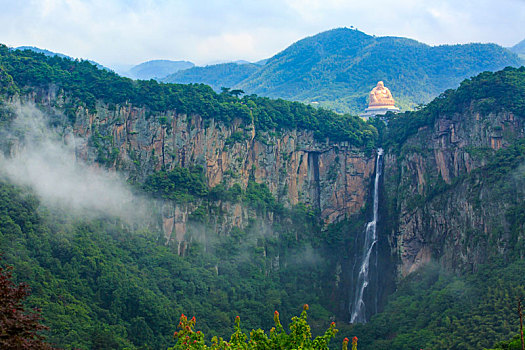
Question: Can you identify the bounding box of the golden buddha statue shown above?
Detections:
[368,81,396,109]
[360,81,399,120]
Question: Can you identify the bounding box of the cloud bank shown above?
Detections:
[0,102,150,223]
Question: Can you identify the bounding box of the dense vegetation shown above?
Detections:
[0,178,353,349]
[1,40,525,349]
[14,46,110,71]
[352,260,525,349]
[386,66,525,149]
[143,166,209,202]
[488,334,525,350]
[0,44,376,147]
[167,306,352,350]
[166,28,522,113]
[142,165,286,214]
[0,259,55,349]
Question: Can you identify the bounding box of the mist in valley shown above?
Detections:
[0,101,152,225]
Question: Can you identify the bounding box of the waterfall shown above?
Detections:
[350,148,383,323]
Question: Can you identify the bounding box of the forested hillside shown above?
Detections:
[165,28,522,114]
[0,179,352,349]
[0,44,376,146]
[0,44,524,350]
[0,43,377,349]
[14,46,111,71]
[354,67,525,349]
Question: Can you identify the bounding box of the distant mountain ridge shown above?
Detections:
[510,38,525,63]
[123,59,195,80]
[165,28,522,113]
[162,62,259,91]
[510,39,525,54]
[16,46,70,59]
[238,29,523,112]
[15,46,111,71]
[18,30,520,115]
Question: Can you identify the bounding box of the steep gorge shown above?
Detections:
[383,70,525,276]
[60,97,376,243]
[1,47,525,348]
[6,65,525,301]
[32,67,525,322]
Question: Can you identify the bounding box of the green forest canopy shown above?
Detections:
[0,44,377,148]
[0,41,524,349]
[386,66,525,148]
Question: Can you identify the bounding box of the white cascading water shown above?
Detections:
[350,148,383,323]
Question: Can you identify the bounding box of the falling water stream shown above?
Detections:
[350,148,383,323]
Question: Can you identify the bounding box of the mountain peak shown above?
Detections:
[236,28,521,113]
[510,38,525,54]
[124,60,195,80]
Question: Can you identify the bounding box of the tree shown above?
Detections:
[168,305,353,350]
[0,260,55,349]
[230,89,245,98]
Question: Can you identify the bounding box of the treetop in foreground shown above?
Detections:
[168,305,357,350]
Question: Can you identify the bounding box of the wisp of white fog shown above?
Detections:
[0,102,149,223]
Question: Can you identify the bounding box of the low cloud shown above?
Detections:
[0,102,150,224]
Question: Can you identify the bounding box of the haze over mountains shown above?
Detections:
[162,62,260,92]
[510,39,525,61]
[122,59,195,80]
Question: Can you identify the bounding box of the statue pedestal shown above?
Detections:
[359,106,400,121]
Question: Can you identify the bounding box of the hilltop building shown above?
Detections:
[360,81,400,120]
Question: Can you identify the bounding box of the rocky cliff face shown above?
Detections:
[384,107,525,276]
[23,91,376,247]
[13,86,525,282]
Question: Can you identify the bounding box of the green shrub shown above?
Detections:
[168,306,351,350]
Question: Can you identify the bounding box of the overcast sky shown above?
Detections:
[1,0,524,69]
